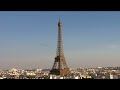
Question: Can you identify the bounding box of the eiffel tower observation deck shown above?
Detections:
[49,19,70,77]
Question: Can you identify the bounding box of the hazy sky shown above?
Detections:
[0,11,120,70]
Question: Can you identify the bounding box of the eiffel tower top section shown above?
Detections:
[58,18,62,26]
[56,18,64,57]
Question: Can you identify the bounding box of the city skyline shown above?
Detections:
[0,11,120,70]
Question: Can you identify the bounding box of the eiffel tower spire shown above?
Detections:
[49,19,70,76]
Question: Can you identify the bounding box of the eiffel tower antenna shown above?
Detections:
[59,16,60,21]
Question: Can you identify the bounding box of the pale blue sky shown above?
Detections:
[0,11,120,70]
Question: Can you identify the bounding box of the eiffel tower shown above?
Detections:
[49,19,70,76]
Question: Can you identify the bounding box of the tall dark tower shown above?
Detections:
[49,19,70,76]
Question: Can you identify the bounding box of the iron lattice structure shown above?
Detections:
[49,19,70,76]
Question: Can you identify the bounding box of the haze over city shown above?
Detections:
[0,11,120,70]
